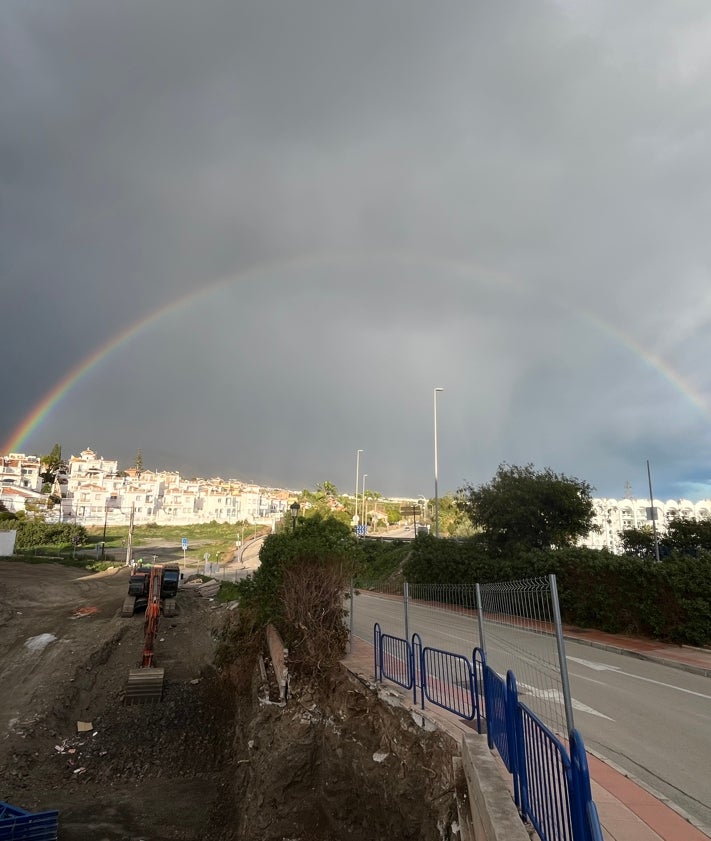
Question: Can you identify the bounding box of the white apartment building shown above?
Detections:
[1,453,55,518]
[1,449,290,528]
[0,453,43,492]
[583,497,711,553]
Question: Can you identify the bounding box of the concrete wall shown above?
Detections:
[460,735,529,841]
[0,530,16,556]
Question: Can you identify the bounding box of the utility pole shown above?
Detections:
[101,504,108,560]
[647,460,661,562]
[124,504,135,566]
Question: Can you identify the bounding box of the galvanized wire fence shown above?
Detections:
[477,575,573,738]
[349,575,573,738]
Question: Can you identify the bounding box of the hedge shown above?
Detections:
[403,537,711,647]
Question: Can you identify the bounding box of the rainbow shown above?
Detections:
[2,283,213,455]
[4,252,710,455]
[553,299,711,420]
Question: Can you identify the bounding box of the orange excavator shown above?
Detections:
[125,565,166,704]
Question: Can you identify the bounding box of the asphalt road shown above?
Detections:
[351,590,711,829]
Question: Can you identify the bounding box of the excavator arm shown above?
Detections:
[125,565,166,703]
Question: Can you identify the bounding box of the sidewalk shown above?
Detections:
[342,633,711,841]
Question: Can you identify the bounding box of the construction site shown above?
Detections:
[0,555,462,841]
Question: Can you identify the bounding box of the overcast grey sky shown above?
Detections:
[3,1,711,501]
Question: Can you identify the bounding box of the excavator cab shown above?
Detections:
[121,563,179,617]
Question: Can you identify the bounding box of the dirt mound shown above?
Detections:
[215,664,462,841]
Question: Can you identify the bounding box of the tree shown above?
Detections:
[40,443,64,486]
[134,449,144,472]
[240,515,356,624]
[316,480,338,497]
[455,463,595,554]
[619,525,658,558]
[665,517,711,556]
[436,493,478,538]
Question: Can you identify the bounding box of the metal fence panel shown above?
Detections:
[370,621,602,841]
[518,702,574,841]
[350,577,572,738]
[478,576,572,737]
[421,647,477,720]
[0,803,59,841]
[379,632,414,690]
[484,667,512,770]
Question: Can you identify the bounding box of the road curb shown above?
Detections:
[564,635,711,678]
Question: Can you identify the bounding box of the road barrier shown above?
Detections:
[373,629,602,841]
[0,801,59,841]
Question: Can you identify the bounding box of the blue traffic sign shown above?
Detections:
[182,537,188,551]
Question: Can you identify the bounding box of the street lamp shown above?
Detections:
[434,387,444,537]
[354,449,363,525]
[290,501,300,533]
[361,474,368,532]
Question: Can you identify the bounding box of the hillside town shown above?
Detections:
[3,448,711,551]
[0,449,292,530]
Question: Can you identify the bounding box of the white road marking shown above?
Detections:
[568,656,711,701]
[568,656,619,671]
[518,681,615,721]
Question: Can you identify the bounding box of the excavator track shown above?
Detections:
[121,595,136,617]
[163,599,177,618]
[125,668,165,704]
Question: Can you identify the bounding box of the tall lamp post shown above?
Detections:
[354,448,363,525]
[361,474,368,533]
[290,501,300,533]
[434,387,444,537]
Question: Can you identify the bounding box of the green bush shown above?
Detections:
[236,515,356,625]
[402,539,711,646]
[0,519,87,550]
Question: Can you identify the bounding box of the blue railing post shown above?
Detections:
[373,622,382,681]
[472,647,486,735]
[569,729,603,841]
[507,670,523,812]
[411,632,423,707]
[484,665,498,751]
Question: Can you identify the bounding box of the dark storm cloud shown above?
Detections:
[3,0,711,500]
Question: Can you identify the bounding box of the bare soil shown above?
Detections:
[0,558,230,840]
[0,557,463,841]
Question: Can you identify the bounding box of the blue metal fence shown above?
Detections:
[372,625,603,841]
[483,666,513,769]
[374,623,414,690]
[570,730,604,841]
[511,673,574,841]
[0,802,59,841]
[421,646,477,720]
